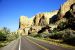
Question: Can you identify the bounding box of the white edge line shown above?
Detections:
[19,37,21,50]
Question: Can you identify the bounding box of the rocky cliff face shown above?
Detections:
[19,16,28,29]
[19,16,33,29]
[33,13,47,26]
[18,0,75,35]
[56,0,75,31]
[33,10,58,26]
[19,16,33,35]
[28,11,58,35]
[58,0,75,19]
[18,11,58,35]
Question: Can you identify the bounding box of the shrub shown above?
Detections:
[0,31,6,41]
[6,32,19,41]
[57,22,67,31]
[63,36,75,46]
[0,27,19,41]
[39,32,50,38]
[32,32,50,38]
[33,34,42,37]
[29,33,38,37]
[62,29,75,45]
[49,32,63,39]
[0,27,10,41]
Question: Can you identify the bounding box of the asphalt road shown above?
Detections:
[0,36,74,50]
[21,37,44,50]
[27,36,74,50]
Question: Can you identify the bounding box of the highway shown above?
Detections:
[0,36,74,50]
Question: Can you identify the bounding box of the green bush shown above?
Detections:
[33,34,42,37]
[29,33,38,37]
[0,27,19,41]
[0,27,10,41]
[0,32,6,41]
[6,32,19,41]
[30,32,50,38]
[38,32,50,38]
[49,32,63,39]
[57,22,67,31]
[0,27,19,48]
[63,36,75,46]
[62,30,75,45]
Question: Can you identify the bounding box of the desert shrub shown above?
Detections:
[7,34,19,41]
[63,36,75,46]
[62,29,75,45]
[49,29,75,45]
[48,28,63,39]
[39,32,50,38]
[0,27,19,41]
[33,34,42,37]
[0,31,6,41]
[49,32,63,39]
[57,22,67,31]
[7,32,19,41]
[29,33,38,37]
[0,27,9,41]
[14,33,19,38]
[32,32,50,38]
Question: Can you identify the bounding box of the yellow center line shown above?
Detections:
[25,37,49,50]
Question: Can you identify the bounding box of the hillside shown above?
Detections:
[18,0,75,35]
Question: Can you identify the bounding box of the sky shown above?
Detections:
[0,0,66,31]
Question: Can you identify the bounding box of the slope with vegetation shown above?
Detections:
[0,27,19,48]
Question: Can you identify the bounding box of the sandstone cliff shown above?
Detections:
[56,0,75,31]
[19,16,33,35]
[58,0,75,19]
[18,0,75,35]
[33,10,58,26]
[19,16,33,29]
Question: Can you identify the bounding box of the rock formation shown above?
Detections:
[18,0,75,35]
[57,2,75,31]
[19,16,33,35]
[58,0,75,19]
[33,13,47,26]
[33,10,58,26]
[28,11,58,34]
[50,0,75,31]
[19,16,28,29]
